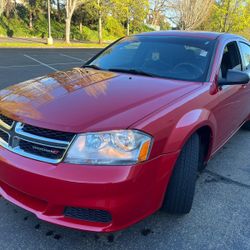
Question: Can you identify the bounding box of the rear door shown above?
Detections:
[237,41,250,120]
[211,41,246,148]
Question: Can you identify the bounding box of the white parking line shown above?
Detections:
[60,53,85,62]
[0,64,41,69]
[23,54,57,71]
[0,61,81,69]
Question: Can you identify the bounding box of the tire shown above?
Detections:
[162,133,200,214]
[242,121,250,130]
[198,137,207,172]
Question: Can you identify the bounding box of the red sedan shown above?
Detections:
[0,31,250,232]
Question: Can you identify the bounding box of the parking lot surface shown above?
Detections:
[0,48,100,88]
[0,49,249,250]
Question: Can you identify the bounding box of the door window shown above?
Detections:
[219,42,242,80]
[239,42,250,71]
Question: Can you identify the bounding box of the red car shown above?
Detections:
[0,31,250,233]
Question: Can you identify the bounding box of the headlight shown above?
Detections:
[64,130,152,165]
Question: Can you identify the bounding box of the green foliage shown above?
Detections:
[81,26,99,41]
[112,0,149,33]
[236,28,250,40]
[32,14,48,38]
[135,24,155,33]
[0,15,31,37]
[0,22,6,37]
[105,16,125,37]
[204,0,250,33]
[81,26,120,42]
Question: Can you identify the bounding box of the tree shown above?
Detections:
[149,0,169,27]
[23,0,46,29]
[26,0,37,29]
[205,0,250,32]
[0,0,4,15]
[52,0,63,20]
[113,0,149,36]
[65,0,83,43]
[86,0,113,44]
[0,0,15,17]
[73,3,86,32]
[167,0,213,30]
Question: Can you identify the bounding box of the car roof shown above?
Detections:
[136,30,245,41]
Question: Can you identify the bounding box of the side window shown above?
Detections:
[219,42,242,79]
[239,42,250,70]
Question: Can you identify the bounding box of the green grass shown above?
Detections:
[0,41,108,48]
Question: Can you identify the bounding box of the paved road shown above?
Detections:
[0,49,249,250]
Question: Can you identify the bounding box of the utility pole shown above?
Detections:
[47,0,53,45]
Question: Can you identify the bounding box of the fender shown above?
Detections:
[163,109,217,155]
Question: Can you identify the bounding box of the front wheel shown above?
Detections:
[161,133,200,214]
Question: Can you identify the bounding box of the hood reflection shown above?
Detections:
[0,68,117,120]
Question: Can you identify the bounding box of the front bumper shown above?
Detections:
[0,147,178,232]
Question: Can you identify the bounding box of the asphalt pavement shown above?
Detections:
[0,48,249,250]
[0,48,100,88]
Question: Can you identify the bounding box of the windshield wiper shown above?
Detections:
[108,68,155,77]
[82,66,155,77]
[82,64,102,70]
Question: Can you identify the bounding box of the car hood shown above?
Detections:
[0,68,201,132]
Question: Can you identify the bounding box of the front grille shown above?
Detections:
[19,140,65,160]
[64,207,112,223]
[22,124,75,141]
[0,114,14,127]
[0,114,76,164]
[0,130,9,143]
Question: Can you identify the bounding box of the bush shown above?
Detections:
[0,25,6,37]
[105,16,125,37]
[32,15,48,38]
[0,15,31,37]
[82,26,99,41]
[133,24,155,33]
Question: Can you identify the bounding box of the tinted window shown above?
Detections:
[88,36,215,82]
[239,42,250,70]
[219,42,242,79]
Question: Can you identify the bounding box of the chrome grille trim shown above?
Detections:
[0,116,76,164]
[15,122,70,147]
[0,115,14,130]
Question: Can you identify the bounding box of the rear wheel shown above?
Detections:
[162,133,200,214]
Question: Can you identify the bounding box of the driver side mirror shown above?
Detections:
[218,69,250,86]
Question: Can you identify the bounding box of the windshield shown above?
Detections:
[87,35,216,82]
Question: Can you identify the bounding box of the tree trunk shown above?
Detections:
[29,10,33,29]
[65,17,71,44]
[57,0,60,12]
[79,22,82,33]
[79,17,83,33]
[6,8,10,18]
[222,0,231,32]
[57,0,61,20]
[98,15,102,44]
[126,19,130,36]
[0,2,3,16]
